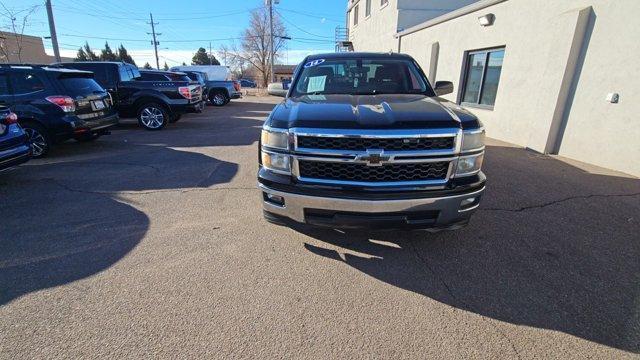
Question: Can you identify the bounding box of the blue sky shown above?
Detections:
[0,0,347,66]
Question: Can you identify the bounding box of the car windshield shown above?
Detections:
[291,58,431,96]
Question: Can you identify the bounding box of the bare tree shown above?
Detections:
[0,3,39,63]
[221,7,287,87]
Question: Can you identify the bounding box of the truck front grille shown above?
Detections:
[298,161,450,183]
[297,136,454,151]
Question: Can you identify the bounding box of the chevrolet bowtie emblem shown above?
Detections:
[356,149,391,166]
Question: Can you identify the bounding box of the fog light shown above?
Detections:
[461,197,476,207]
[264,192,285,206]
[459,196,479,211]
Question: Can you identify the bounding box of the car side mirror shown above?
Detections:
[267,83,288,97]
[434,81,454,96]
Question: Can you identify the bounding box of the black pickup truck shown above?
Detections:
[53,62,202,130]
[258,52,486,230]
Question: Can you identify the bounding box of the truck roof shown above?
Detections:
[140,69,188,75]
[304,52,414,61]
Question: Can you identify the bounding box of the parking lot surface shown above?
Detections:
[1,97,639,359]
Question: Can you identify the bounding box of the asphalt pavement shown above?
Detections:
[1,96,639,359]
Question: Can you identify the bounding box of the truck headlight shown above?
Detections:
[455,153,484,177]
[261,128,289,150]
[261,150,291,174]
[461,128,485,152]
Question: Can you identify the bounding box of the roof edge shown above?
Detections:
[395,0,508,38]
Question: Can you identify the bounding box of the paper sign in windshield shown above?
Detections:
[307,75,326,93]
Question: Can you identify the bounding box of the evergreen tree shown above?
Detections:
[83,42,99,61]
[182,62,187,66]
[143,62,153,69]
[75,47,88,61]
[191,47,220,65]
[116,44,136,66]
[163,62,169,71]
[100,42,117,61]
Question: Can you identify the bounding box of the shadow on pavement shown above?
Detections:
[300,144,640,353]
[0,100,275,306]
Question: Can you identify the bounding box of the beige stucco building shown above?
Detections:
[0,31,72,64]
[347,0,640,177]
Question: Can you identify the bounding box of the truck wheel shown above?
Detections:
[137,103,168,130]
[210,91,228,106]
[22,122,52,158]
[169,113,182,123]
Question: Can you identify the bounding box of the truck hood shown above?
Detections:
[268,94,480,130]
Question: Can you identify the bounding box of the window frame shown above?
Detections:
[459,46,505,110]
[380,0,389,9]
[353,4,359,26]
[365,0,371,18]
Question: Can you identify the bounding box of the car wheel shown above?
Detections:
[210,92,227,106]
[138,103,168,130]
[22,122,51,158]
[169,113,182,123]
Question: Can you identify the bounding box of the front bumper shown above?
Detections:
[259,183,484,230]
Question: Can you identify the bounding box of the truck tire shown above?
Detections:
[22,121,52,158]
[210,91,228,106]
[137,103,168,130]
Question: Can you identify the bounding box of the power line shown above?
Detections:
[278,7,343,23]
[275,9,333,39]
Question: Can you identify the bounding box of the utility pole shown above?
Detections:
[147,13,161,69]
[209,41,212,64]
[45,0,61,62]
[267,0,275,83]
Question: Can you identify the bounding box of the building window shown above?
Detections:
[461,47,505,107]
[365,0,371,17]
[353,4,359,25]
[381,0,388,7]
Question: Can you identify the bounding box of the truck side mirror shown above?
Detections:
[434,81,454,96]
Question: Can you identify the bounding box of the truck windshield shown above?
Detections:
[291,58,432,97]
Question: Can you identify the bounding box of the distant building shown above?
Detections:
[244,64,296,85]
[346,0,640,177]
[0,31,73,64]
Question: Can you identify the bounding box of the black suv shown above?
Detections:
[0,64,118,157]
[258,52,486,230]
[53,62,202,130]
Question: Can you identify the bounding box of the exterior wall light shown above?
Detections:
[478,14,495,26]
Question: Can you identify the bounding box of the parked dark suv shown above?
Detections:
[54,62,202,130]
[0,64,118,157]
[259,52,485,230]
[0,106,31,170]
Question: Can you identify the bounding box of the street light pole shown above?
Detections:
[45,0,61,62]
